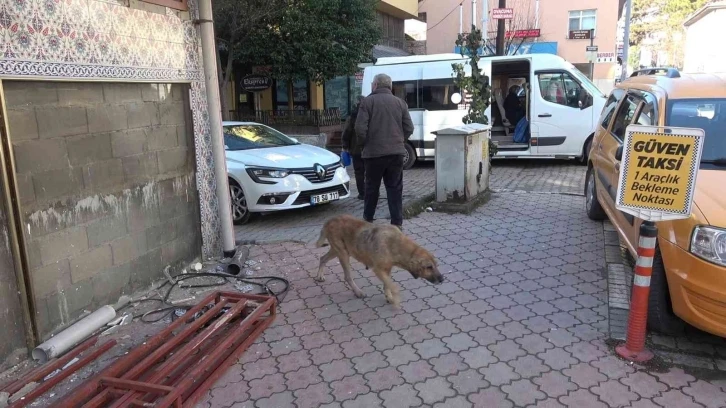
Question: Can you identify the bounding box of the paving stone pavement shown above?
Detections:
[235,159,587,244]
[200,190,726,408]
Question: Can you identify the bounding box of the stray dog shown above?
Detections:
[314,215,443,308]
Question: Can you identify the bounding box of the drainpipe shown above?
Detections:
[197,0,237,257]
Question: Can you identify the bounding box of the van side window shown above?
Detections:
[611,96,638,141]
[420,79,461,111]
[599,89,625,129]
[392,81,419,109]
[537,73,587,109]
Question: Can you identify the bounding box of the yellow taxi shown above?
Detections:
[585,68,726,336]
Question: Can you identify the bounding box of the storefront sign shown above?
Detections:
[505,29,541,39]
[241,75,272,92]
[568,30,592,40]
[597,52,616,63]
[492,8,514,19]
[616,125,705,221]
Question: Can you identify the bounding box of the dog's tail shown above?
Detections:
[315,228,329,247]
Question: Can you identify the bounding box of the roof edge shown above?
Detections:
[684,1,726,27]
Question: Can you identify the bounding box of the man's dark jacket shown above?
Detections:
[354,87,414,159]
[341,105,362,155]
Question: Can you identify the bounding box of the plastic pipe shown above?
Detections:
[32,305,116,363]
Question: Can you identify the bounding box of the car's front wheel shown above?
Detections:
[403,143,416,170]
[229,180,251,225]
[585,167,606,221]
[647,245,686,335]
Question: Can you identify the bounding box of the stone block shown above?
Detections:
[36,106,88,138]
[31,259,71,298]
[3,81,59,107]
[91,262,131,302]
[57,83,104,106]
[25,239,42,271]
[127,102,160,128]
[38,227,89,265]
[87,105,128,133]
[32,167,84,202]
[111,231,147,265]
[7,108,38,141]
[67,133,113,166]
[112,129,147,157]
[70,244,113,283]
[157,84,173,101]
[146,220,177,250]
[12,139,68,174]
[16,173,35,205]
[161,237,185,266]
[87,215,128,247]
[148,126,178,151]
[140,84,161,102]
[122,152,159,181]
[176,125,190,147]
[82,159,125,190]
[102,83,142,103]
[45,278,94,328]
[171,84,185,101]
[159,102,185,126]
[126,192,161,232]
[130,248,162,290]
[157,147,189,174]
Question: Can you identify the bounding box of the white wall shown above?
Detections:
[684,9,726,73]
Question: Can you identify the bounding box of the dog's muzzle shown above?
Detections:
[427,275,445,284]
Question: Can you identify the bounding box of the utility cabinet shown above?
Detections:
[432,124,491,204]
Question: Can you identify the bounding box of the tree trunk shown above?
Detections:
[287,79,294,110]
[217,47,230,121]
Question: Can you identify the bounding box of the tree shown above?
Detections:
[213,0,286,119]
[452,28,498,158]
[268,0,381,108]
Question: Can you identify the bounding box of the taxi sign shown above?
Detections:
[616,125,705,222]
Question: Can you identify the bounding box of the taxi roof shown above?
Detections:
[620,72,726,99]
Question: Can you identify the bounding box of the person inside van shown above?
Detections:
[504,85,525,126]
[547,81,567,105]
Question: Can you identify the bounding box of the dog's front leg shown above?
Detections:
[315,249,337,282]
[377,269,401,308]
[340,255,365,298]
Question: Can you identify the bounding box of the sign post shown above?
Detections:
[614,124,705,362]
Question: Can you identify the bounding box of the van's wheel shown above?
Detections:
[585,167,606,221]
[580,137,592,165]
[403,143,416,170]
[647,245,686,335]
[229,180,252,225]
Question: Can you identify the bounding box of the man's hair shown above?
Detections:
[373,73,392,90]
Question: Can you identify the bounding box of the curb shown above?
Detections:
[604,220,632,342]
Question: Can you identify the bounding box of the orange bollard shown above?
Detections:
[616,220,657,362]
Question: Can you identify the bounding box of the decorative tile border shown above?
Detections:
[0,0,221,258]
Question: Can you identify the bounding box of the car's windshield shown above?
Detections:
[223,124,298,151]
[569,68,606,99]
[667,98,726,169]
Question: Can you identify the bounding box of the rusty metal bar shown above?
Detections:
[100,378,174,395]
[48,291,220,408]
[183,314,275,407]
[9,340,116,408]
[105,299,250,407]
[2,336,100,396]
[157,297,275,407]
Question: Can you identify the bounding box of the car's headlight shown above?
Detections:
[246,168,289,184]
[690,226,726,267]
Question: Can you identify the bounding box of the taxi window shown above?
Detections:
[600,89,625,129]
[667,98,726,168]
[611,96,638,141]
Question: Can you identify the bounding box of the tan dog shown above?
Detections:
[314,215,443,308]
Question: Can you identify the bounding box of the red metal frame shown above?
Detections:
[52,291,277,408]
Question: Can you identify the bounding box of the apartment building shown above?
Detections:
[419,0,621,92]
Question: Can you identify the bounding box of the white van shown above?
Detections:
[362,53,607,169]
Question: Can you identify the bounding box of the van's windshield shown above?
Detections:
[569,68,606,99]
[667,98,726,170]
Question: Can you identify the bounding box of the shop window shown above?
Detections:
[569,10,596,32]
[324,76,350,117]
[275,79,309,110]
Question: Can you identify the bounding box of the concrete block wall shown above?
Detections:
[5,81,202,339]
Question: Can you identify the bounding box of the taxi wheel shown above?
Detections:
[647,246,686,335]
[585,167,606,221]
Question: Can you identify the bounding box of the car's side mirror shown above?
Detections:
[615,145,623,161]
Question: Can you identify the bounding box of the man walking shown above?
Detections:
[341,95,366,200]
[354,73,414,230]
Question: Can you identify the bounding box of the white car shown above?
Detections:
[224,121,351,224]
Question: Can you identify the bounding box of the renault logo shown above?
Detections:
[314,164,326,180]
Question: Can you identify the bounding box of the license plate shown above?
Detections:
[310,191,339,205]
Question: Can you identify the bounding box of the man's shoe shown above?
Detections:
[357,194,364,200]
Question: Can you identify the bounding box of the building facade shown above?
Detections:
[0,0,219,365]
[419,0,621,92]
[684,1,726,73]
